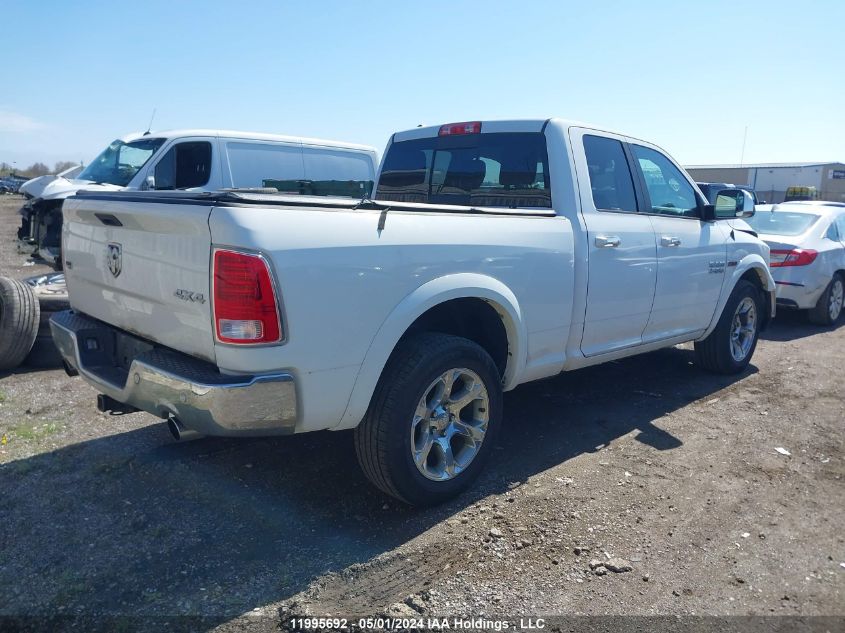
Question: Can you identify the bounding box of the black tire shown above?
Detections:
[808,273,844,326]
[694,280,762,374]
[0,277,41,372]
[23,309,63,368]
[354,333,503,506]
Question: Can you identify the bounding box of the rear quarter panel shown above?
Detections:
[209,205,574,431]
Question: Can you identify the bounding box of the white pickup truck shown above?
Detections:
[18,129,377,266]
[51,119,775,505]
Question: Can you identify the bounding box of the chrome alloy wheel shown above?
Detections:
[828,278,844,321]
[730,297,757,362]
[410,368,489,482]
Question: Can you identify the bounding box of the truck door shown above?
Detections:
[570,128,658,356]
[628,142,727,341]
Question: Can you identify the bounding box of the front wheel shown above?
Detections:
[354,333,503,506]
[694,280,762,374]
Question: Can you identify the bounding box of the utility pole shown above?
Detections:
[740,125,748,167]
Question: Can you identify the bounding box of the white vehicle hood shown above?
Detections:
[20,175,123,201]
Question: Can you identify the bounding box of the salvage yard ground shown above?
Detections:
[0,195,842,629]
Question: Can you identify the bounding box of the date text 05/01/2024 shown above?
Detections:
[289,617,546,631]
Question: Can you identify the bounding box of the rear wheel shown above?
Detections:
[808,273,844,326]
[354,333,502,506]
[0,277,41,371]
[694,280,762,374]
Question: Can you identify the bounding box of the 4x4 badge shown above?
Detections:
[107,242,122,278]
[174,289,206,304]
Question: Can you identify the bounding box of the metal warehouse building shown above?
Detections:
[685,162,845,204]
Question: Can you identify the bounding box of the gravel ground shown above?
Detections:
[0,195,842,630]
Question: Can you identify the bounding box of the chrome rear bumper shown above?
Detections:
[50,310,297,436]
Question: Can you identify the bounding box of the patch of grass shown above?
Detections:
[5,460,37,476]
[0,391,7,403]
[10,422,61,441]
[143,589,162,603]
[92,457,133,476]
[53,569,89,605]
[146,524,171,539]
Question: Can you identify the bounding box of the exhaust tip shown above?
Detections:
[167,416,201,442]
[167,416,181,440]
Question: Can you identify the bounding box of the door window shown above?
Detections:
[154,141,212,190]
[582,135,638,212]
[631,145,699,217]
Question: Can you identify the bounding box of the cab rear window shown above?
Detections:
[376,133,551,208]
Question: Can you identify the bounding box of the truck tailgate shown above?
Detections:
[62,196,216,362]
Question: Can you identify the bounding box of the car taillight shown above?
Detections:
[769,248,818,267]
[438,121,482,136]
[213,249,282,344]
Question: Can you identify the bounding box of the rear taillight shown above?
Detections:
[438,121,482,136]
[769,248,818,267]
[213,249,282,344]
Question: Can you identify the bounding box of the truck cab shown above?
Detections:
[18,129,378,266]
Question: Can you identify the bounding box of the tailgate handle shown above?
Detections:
[95,213,123,227]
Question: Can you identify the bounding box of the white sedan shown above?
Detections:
[746,201,845,325]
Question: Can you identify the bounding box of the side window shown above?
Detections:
[631,145,699,217]
[225,141,305,190]
[825,220,839,241]
[154,141,212,190]
[582,135,638,212]
[302,147,375,198]
[836,215,845,242]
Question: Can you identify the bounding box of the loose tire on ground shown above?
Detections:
[23,309,63,368]
[354,332,503,506]
[694,279,762,375]
[808,273,844,326]
[0,276,41,372]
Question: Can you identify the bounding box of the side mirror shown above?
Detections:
[141,175,155,191]
[713,188,755,219]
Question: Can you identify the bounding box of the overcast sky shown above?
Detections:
[1,0,843,169]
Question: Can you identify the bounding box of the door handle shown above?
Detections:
[661,236,681,247]
[595,235,621,248]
